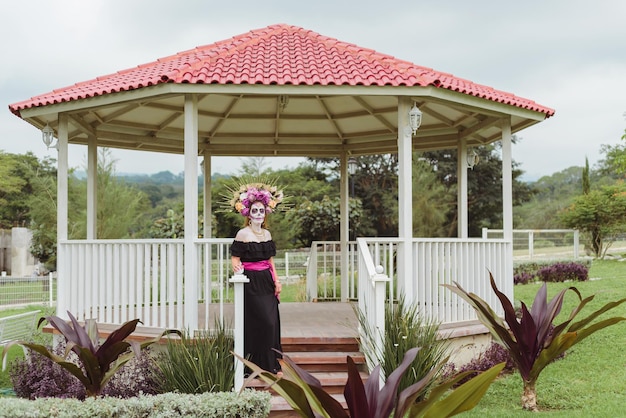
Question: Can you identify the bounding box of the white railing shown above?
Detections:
[356,238,389,373]
[409,238,510,323]
[58,238,308,331]
[354,237,511,324]
[307,238,511,321]
[57,236,511,333]
[59,239,186,328]
[305,241,357,301]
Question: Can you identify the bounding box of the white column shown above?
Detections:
[457,140,469,238]
[339,152,349,302]
[501,117,514,300]
[501,118,513,240]
[397,97,413,301]
[202,151,212,238]
[86,136,97,239]
[56,114,69,318]
[183,94,199,332]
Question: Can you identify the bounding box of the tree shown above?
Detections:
[559,183,626,258]
[514,166,586,229]
[28,149,151,270]
[72,149,151,239]
[0,152,57,229]
[421,140,534,236]
[288,196,367,246]
[597,115,626,178]
[412,156,455,237]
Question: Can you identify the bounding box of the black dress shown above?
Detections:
[230,240,282,374]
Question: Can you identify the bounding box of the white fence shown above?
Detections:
[0,274,55,309]
[482,228,580,260]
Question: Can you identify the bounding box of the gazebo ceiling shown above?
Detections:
[10,24,554,158]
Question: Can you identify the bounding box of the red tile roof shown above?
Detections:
[9,24,554,117]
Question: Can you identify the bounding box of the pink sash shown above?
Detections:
[242,260,280,300]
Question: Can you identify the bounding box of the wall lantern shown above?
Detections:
[467,148,479,170]
[408,102,422,136]
[42,124,57,149]
[347,156,357,175]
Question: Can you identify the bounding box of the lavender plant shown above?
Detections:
[537,262,589,283]
[9,343,163,399]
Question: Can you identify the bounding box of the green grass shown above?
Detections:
[462,259,626,416]
[0,305,55,390]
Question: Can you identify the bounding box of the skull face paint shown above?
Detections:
[249,202,266,226]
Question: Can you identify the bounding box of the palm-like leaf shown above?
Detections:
[236,347,501,418]
[2,311,176,397]
[444,272,626,411]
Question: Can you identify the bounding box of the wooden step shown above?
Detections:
[247,370,369,394]
[283,351,366,372]
[257,335,368,416]
[281,336,360,352]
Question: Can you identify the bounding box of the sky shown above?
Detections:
[1,0,624,181]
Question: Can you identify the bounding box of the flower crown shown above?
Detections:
[224,178,287,216]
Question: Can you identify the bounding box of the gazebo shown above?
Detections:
[9,24,554,335]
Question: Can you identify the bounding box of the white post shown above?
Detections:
[458,140,469,238]
[285,252,290,278]
[86,136,97,239]
[573,230,580,259]
[49,272,54,306]
[202,151,212,239]
[501,117,514,300]
[340,152,349,302]
[230,273,249,391]
[56,114,69,318]
[373,265,390,385]
[183,94,199,332]
[397,97,414,301]
[528,231,535,260]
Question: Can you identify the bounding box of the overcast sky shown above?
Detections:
[1,0,624,181]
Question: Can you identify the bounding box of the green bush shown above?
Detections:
[156,321,234,393]
[356,295,450,398]
[0,390,270,418]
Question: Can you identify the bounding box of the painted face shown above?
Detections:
[249,202,266,226]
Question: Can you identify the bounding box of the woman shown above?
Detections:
[230,184,284,374]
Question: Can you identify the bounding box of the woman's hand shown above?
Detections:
[275,281,282,296]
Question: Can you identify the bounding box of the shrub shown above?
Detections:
[156,321,234,394]
[2,312,175,398]
[100,348,162,398]
[0,390,270,418]
[9,345,162,400]
[355,295,450,398]
[514,271,535,285]
[10,349,85,400]
[537,262,589,282]
[443,342,515,386]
